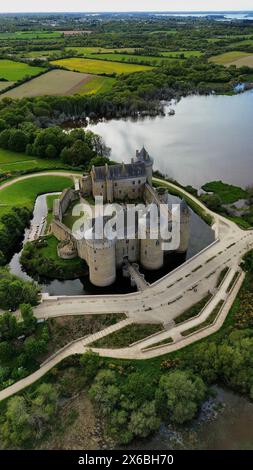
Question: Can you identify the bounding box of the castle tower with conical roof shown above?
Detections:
[136,146,153,185]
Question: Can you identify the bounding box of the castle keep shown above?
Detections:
[50,148,190,287]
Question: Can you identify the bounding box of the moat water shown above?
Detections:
[9,193,214,295]
[87,90,253,189]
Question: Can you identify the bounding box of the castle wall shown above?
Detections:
[115,238,139,267]
[50,220,73,242]
[177,209,190,253]
[112,177,146,201]
[92,180,107,200]
[59,188,78,216]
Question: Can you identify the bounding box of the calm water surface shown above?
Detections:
[88,91,253,189]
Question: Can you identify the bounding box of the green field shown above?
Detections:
[0,31,62,40]
[202,180,248,204]
[18,50,63,59]
[0,59,44,81]
[77,76,116,94]
[85,53,177,66]
[209,51,252,66]
[65,47,139,55]
[0,175,73,211]
[161,50,203,58]
[51,57,152,75]
[0,148,65,173]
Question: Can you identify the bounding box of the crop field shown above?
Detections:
[0,69,102,98]
[0,59,44,81]
[51,57,152,75]
[0,31,62,40]
[77,76,116,94]
[0,148,65,173]
[209,51,253,67]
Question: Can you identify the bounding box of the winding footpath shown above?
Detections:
[0,172,253,401]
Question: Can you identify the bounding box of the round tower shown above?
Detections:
[140,228,164,270]
[86,237,116,287]
[177,199,190,253]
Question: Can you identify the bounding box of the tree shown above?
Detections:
[0,250,5,266]
[129,401,160,438]
[156,370,206,424]
[20,304,36,333]
[0,312,19,340]
[1,396,32,447]
[8,130,28,152]
[80,350,100,383]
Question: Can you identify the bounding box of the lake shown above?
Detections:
[88,90,253,189]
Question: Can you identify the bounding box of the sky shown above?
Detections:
[0,1,253,14]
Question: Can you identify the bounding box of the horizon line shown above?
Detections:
[0,10,253,14]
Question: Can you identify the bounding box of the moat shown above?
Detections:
[9,192,214,296]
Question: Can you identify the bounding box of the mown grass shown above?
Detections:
[51,57,152,75]
[0,175,73,210]
[0,59,44,81]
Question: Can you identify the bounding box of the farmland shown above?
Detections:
[65,47,139,55]
[76,76,116,94]
[51,57,152,75]
[0,81,14,91]
[0,59,44,81]
[209,51,253,67]
[85,53,176,66]
[0,31,62,40]
[161,50,203,58]
[0,70,107,98]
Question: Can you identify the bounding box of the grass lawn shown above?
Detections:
[0,175,73,210]
[0,59,44,81]
[51,57,152,75]
[91,323,163,348]
[0,148,66,173]
[209,51,252,66]
[202,180,248,204]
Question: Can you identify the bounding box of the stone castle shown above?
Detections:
[50,148,190,287]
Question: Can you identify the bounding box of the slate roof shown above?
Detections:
[93,162,146,181]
